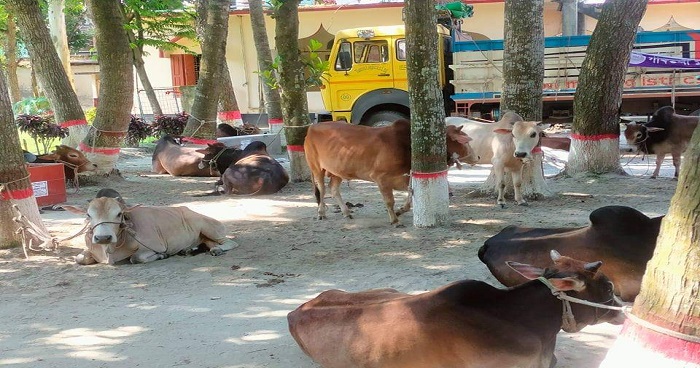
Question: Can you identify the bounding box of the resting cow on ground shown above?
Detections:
[623,106,699,179]
[63,190,238,265]
[478,205,662,301]
[445,112,545,207]
[288,251,624,368]
[220,141,289,195]
[29,145,98,182]
[304,119,478,225]
[151,135,218,177]
[195,142,244,175]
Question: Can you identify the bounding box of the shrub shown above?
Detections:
[125,115,153,147]
[151,111,189,137]
[15,114,68,154]
[12,96,52,116]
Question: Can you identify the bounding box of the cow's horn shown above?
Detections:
[584,261,603,273]
[550,249,562,261]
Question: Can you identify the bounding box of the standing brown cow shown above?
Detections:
[304,119,478,225]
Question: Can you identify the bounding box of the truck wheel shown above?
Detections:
[363,111,409,127]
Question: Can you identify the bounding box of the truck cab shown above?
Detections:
[321,25,451,126]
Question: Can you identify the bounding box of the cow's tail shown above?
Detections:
[312,174,321,205]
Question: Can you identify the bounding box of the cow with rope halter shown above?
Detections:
[622,106,699,179]
[288,250,624,368]
[151,135,221,177]
[63,189,238,265]
[28,145,98,185]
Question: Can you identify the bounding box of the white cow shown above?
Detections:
[446,112,544,207]
[64,196,238,265]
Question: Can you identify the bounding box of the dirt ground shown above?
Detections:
[0,146,679,368]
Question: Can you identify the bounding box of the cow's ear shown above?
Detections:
[548,277,585,292]
[506,261,544,280]
[646,127,665,133]
[124,204,142,212]
[449,131,472,144]
[62,205,86,215]
[493,128,512,135]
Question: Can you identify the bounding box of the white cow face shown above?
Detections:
[65,197,139,254]
[86,197,125,247]
[495,121,545,161]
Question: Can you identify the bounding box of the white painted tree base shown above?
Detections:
[566,138,624,174]
[86,152,120,175]
[411,175,449,227]
[288,150,310,182]
[600,334,700,368]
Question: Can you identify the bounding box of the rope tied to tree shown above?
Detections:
[11,204,90,259]
[536,277,700,343]
[0,174,32,193]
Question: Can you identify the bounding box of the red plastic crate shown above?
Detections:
[27,163,66,207]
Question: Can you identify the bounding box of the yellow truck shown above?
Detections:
[321,22,700,125]
[320,24,453,126]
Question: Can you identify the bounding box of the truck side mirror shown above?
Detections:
[338,51,352,71]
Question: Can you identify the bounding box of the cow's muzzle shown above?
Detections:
[93,234,114,244]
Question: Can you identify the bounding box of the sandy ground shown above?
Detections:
[0,145,679,368]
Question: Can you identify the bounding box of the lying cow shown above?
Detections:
[30,145,98,182]
[288,251,624,368]
[63,190,238,265]
[623,106,699,179]
[446,112,545,207]
[220,141,289,195]
[151,135,219,177]
[478,205,662,301]
[195,142,244,175]
[304,119,478,225]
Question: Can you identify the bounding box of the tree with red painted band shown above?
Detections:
[600,121,700,367]
[7,0,89,149]
[565,0,647,175]
[181,0,230,140]
[405,0,450,227]
[273,0,311,182]
[482,0,549,201]
[80,0,134,175]
[0,64,48,249]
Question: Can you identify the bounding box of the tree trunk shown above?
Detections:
[482,0,549,200]
[249,0,283,136]
[0,64,47,250]
[405,0,448,227]
[9,0,88,149]
[194,0,240,127]
[5,7,22,104]
[125,25,163,116]
[48,0,74,89]
[83,0,134,173]
[275,0,311,182]
[218,64,242,125]
[182,0,229,139]
[566,0,647,175]
[600,123,699,367]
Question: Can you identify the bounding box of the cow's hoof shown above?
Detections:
[394,223,405,228]
[317,215,326,220]
[649,176,657,179]
[345,214,354,219]
[210,248,225,256]
[518,202,529,207]
[498,203,506,209]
